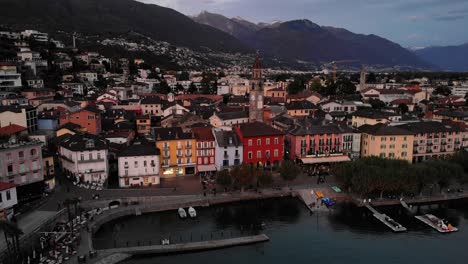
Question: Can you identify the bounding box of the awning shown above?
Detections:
[301,155,351,164]
[198,164,217,172]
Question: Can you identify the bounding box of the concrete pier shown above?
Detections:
[364,204,407,232]
[415,214,459,233]
[93,234,269,264]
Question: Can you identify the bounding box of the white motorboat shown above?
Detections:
[188,207,197,218]
[178,208,187,219]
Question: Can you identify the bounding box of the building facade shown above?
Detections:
[213,129,243,170]
[234,122,284,167]
[59,106,102,135]
[118,142,161,187]
[396,121,465,163]
[154,127,197,178]
[193,127,217,173]
[59,134,109,184]
[359,123,414,162]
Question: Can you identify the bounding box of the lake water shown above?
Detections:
[93,198,468,264]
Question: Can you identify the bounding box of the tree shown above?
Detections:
[231,164,257,191]
[157,81,171,94]
[175,84,185,94]
[433,85,451,96]
[178,71,190,81]
[279,160,300,183]
[369,98,386,110]
[188,83,197,94]
[397,103,409,114]
[310,79,325,94]
[216,170,232,188]
[287,79,306,95]
[258,171,273,186]
[335,78,356,95]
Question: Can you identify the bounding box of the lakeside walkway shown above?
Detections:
[94,234,269,264]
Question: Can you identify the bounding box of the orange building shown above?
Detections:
[59,106,102,135]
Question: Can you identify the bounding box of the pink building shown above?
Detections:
[396,121,465,163]
[192,127,217,173]
[0,138,43,202]
[287,124,352,165]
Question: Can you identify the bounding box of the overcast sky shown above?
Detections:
[137,0,468,48]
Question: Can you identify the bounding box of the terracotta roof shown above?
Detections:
[390,99,412,105]
[0,182,17,191]
[0,124,27,135]
[237,122,284,137]
[192,127,215,141]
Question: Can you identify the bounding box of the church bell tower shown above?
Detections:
[249,56,264,122]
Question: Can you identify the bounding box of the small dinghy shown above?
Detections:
[178,208,187,219]
[188,207,197,218]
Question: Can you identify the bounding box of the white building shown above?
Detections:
[78,72,98,83]
[209,111,249,129]
[213,129,243,170]
[117,142,161,187]
[163,103,190,118]
[59,134,109,184]
[0,63,22,92]
[452,84,468,97]
[0,183,18,220]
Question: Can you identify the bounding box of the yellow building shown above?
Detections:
[285,100,317,117]
[360,123,414,163]
[154,127,197,178]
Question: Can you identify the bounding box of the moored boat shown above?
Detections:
[188,207,197,218]
[178,208,187,219]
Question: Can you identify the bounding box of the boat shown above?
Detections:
[178,208,187,219]
[188,207,197,218]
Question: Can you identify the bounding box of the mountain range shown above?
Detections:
[0,0,465,70]
[414,43,468,72]
[0,0,251,54]
[193,11,432,69]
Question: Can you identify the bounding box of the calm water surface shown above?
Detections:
[93,198,468,264]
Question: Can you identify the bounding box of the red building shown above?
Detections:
[234,122,284,167]
[59,106,102,135]
[192,127,217,173]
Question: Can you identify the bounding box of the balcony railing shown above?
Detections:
[177,152,183,157]
[163,153,170,158]
[78,158,105,164]
[163,146,170,150]
[186,144,192,149]
[186,152,192,157]
[224,154,229,158]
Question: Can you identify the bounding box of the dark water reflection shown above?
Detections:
[93,198,468,264]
